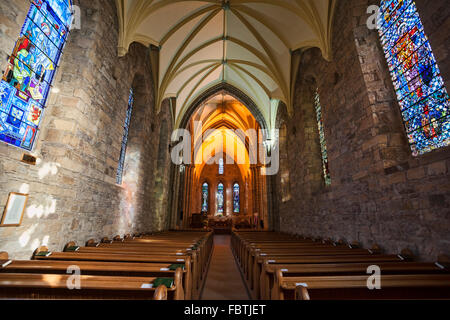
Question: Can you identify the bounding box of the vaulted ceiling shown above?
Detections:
[188,94,260,179]
[116,0,336,129]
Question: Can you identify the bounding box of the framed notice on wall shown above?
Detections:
[0,193,28,227]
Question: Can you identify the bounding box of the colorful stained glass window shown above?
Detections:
[0,0,73,150]
[314,89,331,186]
[218,157,224,175]
[201,182,209,213]
[233,183,240,213]
[216,183,224,215]
[116,88,134,185]
[378,0,450,156]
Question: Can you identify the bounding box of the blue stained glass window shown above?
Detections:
[0,0,73,150]
[217,183,224,215]
[233,183,240,213]
[218,157,224,175]
[116,89,134,185]
[314,89,331,186]
[378,0,450,156]
[201,182,209,213]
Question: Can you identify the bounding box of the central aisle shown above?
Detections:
[201,235,250,300]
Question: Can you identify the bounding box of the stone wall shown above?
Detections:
[275,0,450,261]
[0,0,173,258]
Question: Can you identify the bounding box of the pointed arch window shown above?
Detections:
[314,88,331,186]
[216,183,224,215]
[0,0,73,150]
[378,0,450,156]
[116,88,134,185]
[218,157,224,175]
[233,183,240,213]
[201,182,209,213]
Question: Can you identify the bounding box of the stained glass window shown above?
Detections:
[216,183,224,215]
[201,182,209,213]
[233,183,240,213]
[116,88,134,185]
[378,0,450,156]
[0,0,73,150]
[314,89,331,186]
[218,157,224,175]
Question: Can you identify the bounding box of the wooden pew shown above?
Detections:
[0,253,185,299]
[247,244,379,287]
[71,236,211,299]
[232,231,450,301]
[284,274,450,300]
[271,261,449,300]
[0,273,172,300]
[249,246,392,298]
[81,240,203,284]
[66,230,214,299]
[32,246,194,299]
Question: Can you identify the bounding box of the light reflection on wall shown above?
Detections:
[26,196,57,219]
[38,162,61,179]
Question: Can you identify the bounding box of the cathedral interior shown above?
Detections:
[0,0,449,304]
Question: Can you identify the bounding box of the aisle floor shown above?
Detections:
[200,235,250,300]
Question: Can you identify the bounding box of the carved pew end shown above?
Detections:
[370,244,382,254]
[101,237,113,244]
[63,241,77,252]
[295,285,311,301]
[437,255,450,270]
[0,252,9,260]
[153,285,168,300]
[113,235,124,242]
[400,249,415,261]
[85,239,99,247]
[349,241,360,249]
[32,246,49,259]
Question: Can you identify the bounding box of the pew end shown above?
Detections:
[174,267,185,300]
[0,252,9,260]
[400,249,415,261]
[101,237,113,244]
[32,246,49,259]
[85,239,99,247]
[63,241,78,252]
[154,285,168,300]
[437,255,450,270]
[113,235,124,242]
[349,241,360,249]
[295,285,311,301]
[273,269,284,300]
[371,244,382,254]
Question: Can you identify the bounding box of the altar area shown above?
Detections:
[189,214,256,234]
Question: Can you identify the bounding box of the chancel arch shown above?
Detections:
[173,89,272,230]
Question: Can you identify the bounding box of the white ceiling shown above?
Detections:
[116,0,336,129]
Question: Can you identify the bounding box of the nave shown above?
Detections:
[0,0,449,306]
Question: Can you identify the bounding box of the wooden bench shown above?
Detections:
[270,261,449,300]
[0,252,185,299]
[0,273,172,300]
[64,236,212,299]
[231,231,450,300]
[282,274,450,300]
[247,245,390,298]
